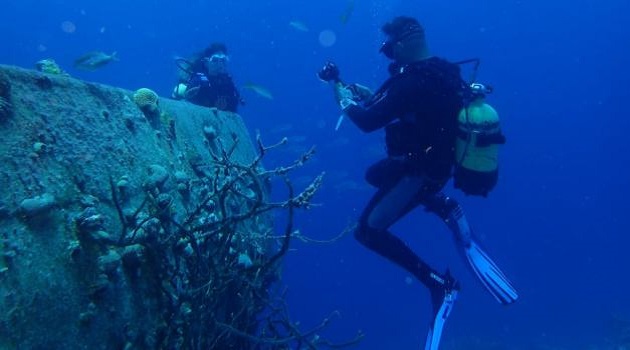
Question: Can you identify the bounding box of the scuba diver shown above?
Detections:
[172,42,242,112]
[319,16,518,350]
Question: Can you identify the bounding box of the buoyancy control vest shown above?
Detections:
[453,83,506,197]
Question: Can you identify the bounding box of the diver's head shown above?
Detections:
[202,42,230,75]
[380,16,429,64]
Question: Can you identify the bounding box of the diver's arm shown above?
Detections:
[343,78,410,132]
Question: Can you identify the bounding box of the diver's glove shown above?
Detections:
[334,82,357,111]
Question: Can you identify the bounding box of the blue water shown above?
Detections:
[2,0,629,348]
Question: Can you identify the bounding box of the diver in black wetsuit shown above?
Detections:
[172,42,242,112]
[320,16,518,349]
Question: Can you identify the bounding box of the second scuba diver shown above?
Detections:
[172,42,242,112]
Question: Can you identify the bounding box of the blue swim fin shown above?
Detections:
[424,273,458,350]
[443,201,519,305]
[464,240,518,305]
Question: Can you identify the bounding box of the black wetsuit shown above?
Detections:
[345,57,467,290]
[185,72,241,112]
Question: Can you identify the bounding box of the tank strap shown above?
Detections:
[478,132,506,146]
[456,129,506,146]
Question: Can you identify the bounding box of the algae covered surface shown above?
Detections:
[0,64,327,349]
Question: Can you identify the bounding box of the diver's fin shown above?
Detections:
[464,240,518,305]
[425,281,458,350]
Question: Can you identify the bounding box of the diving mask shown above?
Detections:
[379,23,424,59]
[203,53,229,74]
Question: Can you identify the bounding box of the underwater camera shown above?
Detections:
[318,61,340,82]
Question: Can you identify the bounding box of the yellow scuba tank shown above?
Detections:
[454,83,505,197]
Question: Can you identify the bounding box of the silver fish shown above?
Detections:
[74,51,118,71]
[289,20,309,32]
[340,0,355,24]
[243,83,273,100]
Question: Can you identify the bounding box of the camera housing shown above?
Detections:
[318,62,340,82]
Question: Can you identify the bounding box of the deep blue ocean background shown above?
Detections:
[2,0,629,348]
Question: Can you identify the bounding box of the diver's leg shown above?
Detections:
[424,193,519,305]
[356,177,459,350]
[356,176,445,288]
[423,193,471,244]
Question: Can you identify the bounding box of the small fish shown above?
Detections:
[243,83,273,100]
[289,20,309,32]
[340,0,355,24]
[74,51,118,71]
